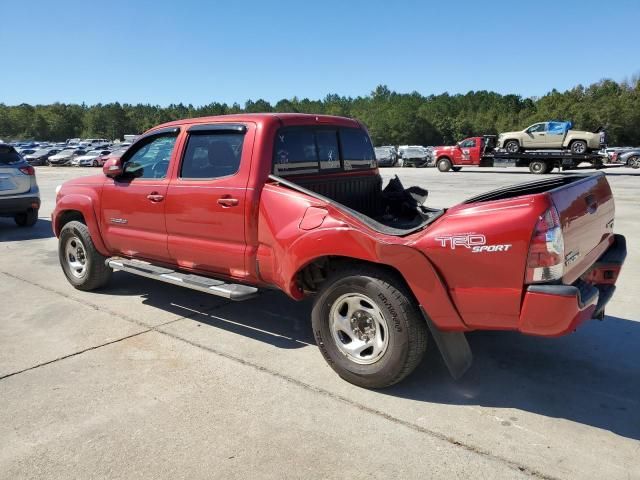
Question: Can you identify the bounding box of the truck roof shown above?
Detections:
[153,113,361,133]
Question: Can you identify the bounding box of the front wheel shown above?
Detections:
[628,155,640,169]
[312,266,428,388]
[59,221,112,291]
[504,140,520,154]
[437,158,452,172]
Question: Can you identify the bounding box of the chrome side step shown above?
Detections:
[106,258,258,301]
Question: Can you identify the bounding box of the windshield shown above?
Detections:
[404,148,425,156]
[375,147,392,157]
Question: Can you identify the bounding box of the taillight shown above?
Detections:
[525,206,565,284]
[19,165,35,176]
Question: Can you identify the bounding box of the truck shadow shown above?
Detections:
[98,272,315,349]
[0,218,55,242]
[96,274,639,440]
[384,315,640,441]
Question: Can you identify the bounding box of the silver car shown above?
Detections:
[0,144,40,226]
[617,148,640,168]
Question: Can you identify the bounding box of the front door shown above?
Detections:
[522,123,548,148]
[165,124,254,279]
[458,138,479,165]
[100,130,179,262]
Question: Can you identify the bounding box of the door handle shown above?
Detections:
[217,197,239,207]
[146,192,165,202]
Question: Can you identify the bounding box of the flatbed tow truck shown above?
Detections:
[432,135,619,174]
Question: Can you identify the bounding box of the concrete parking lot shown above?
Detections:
[1,165,638,479]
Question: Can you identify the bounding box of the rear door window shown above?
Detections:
[180,132,244,179]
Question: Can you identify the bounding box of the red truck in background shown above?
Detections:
[53,114,626,388]
[433,136,607,174]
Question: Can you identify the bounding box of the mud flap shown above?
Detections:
[420,307,472,380]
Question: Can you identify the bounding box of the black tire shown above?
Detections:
[14,209,38,227]
[504,140,520,154]
[451,166,462,172]
[92,160,98,167]
[59,220,112,291]
[570,140,588,155]
[312,265,428,388]
[529,160,549,174]
[628,155,640,169]
[437,158,452,172]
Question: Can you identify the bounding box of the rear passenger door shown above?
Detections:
[165,124,254,279]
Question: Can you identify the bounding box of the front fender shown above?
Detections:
[52,194,109,256]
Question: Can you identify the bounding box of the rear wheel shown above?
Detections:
[437,158,452,172]
[529,160,549,174]
[14,209,38,227]
[505,140,520,154]
[59,221,112,291]
[628,155,640,169]
[312,266,428,388]
[570,140,588,155]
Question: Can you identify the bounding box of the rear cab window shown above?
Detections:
[273,126,375,176]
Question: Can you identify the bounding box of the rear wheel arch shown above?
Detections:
[292,247,467,332]
[568,139,588,154]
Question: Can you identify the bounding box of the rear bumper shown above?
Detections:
[518,234,626,336]
[0,195,41,216]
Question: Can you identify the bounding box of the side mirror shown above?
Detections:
[103,157,123,177]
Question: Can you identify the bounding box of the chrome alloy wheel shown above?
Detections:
[329,293,389,365]
[65,236,88,278]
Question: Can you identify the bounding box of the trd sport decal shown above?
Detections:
[435,234,512,253]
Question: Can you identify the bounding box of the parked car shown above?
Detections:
[616,148,640,168]
[47,149,78,166]
[52,113,626,388]
[0,144,40,227]
[18,148,37,157]
[497,121,605,154]
[70,150,112,167]
[24,148,61,166]
[400,146,431,167]
[374,146,398,167]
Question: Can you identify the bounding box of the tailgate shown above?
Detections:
[0,166,31,196]
[549,173,614,284]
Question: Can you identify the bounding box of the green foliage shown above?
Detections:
[1,78,639,145]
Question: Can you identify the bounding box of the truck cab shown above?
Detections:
[432,136,496,171]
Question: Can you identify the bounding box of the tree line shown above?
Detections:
[1,78,639,146]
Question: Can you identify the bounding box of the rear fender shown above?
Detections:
[53,194,109,256]
[260,226,467,331]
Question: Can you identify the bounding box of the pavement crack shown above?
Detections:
[0,329,150,381]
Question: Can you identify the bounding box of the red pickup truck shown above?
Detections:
[53,114,626,388]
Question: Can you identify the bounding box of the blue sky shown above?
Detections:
[1,0,638,106]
